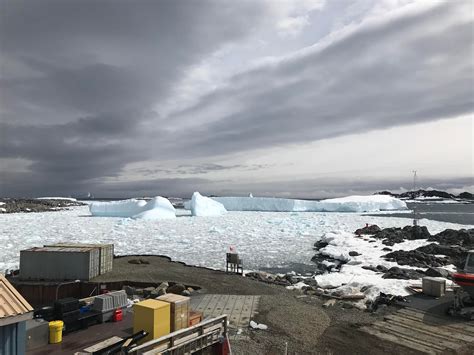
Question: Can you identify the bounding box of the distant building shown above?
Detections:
[0,274,33,355]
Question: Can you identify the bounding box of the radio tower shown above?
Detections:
[412,170,418,226]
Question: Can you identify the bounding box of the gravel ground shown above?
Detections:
[93,256,427,354]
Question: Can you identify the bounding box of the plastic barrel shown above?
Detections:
[49,320,64,344]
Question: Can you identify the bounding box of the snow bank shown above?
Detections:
[212,195,406,212]
[89,197,176,219]
[191,192,227,217]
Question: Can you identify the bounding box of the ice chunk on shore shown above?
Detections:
[36,197,78,202]
[191,192,227,217]
[90,197,176,219]
[212,195,406,212]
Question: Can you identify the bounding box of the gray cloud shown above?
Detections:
[167,2,473,157]
[0,1,472,197]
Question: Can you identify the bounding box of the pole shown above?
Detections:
[412,170,417,226]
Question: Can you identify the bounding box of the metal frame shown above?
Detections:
[226,253,243,275]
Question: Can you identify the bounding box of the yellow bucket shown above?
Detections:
[49,320,64,344]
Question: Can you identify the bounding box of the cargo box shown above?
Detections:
[422,277,446,297]
[156,293,190,332]
[133,300,170,343]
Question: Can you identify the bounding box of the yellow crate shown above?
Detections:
[133,300,170,343]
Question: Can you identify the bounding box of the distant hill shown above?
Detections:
[375,189,473,200]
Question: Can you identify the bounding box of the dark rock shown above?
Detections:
[349,251,360,257]
[314,240,329,250]
[375,226,431,246]
[382,267,424,280]
[425,267,450,278]
[303,278,318,287]
[181,290,191,296]
[354,224,381,235]
[458,192,474,200]
[128,259,141,265]
[143,287,156,297]
[383,250,448,268]
[428,229,474,249]
[382,247,392,251]
[362,265,379,272]
[366,292,408,312]
[167,283,186,295]
[376,265,388,273]
[123,285,136,296]
[416,243,469,269]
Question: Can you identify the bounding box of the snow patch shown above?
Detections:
[36,197,78,201]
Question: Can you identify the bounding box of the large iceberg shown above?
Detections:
[190,192,227,217]
[90,197,176,219]
[211,195,406,213]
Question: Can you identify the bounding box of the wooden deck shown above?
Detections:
[361,307,474,354]
[190,294,260,328]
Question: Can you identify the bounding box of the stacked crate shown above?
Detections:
[92,294,115,323]
[45,243,113,275]
[156,294,190,332]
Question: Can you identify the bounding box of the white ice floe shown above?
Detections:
[190,192,227,217]
[36,197,78,201]
[89,197,176,219]
[212,195,406,212]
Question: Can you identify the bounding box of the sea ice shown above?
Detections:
[0,206,471,301]
[190,192,227,217]
[89,197,176,219]
[212,195,406,212]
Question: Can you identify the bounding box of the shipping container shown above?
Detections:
[20,247,100,281]
[44,243,113,275]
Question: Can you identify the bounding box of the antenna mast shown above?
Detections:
[412,170,418,226]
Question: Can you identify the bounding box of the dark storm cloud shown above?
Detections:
[0,0,265,195]
[0,0,472,197]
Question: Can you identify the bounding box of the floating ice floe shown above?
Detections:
[190,192,227,217]
[89,197,176,219]
[211,195,407,212]
[36,197,78,202]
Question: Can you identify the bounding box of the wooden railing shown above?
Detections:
[127,314,228,355]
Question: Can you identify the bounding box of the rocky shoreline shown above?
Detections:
[246,225,473,310]
[0,198,86,213]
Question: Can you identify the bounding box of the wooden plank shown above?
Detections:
[209,295,230,318]
[385,314,474,343]
[361,326,438,354]
[372,322,459,350]
[397,308,474,333]
[229,296,245,326]
[83,336,123,352]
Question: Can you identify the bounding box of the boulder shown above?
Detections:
[349,251,361,257]
[354,224,381,235]
[416,243,469,268]
[375,226,431,246]
[382,267,425,280]
[383,250,449,268]
[428,229,474,249]
[425,267,451,278]
[167,283,186,295]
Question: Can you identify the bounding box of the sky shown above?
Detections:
[0,0,473,198]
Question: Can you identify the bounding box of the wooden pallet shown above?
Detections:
[361,307,474,354]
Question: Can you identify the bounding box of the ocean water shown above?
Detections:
[370,202,474,225]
